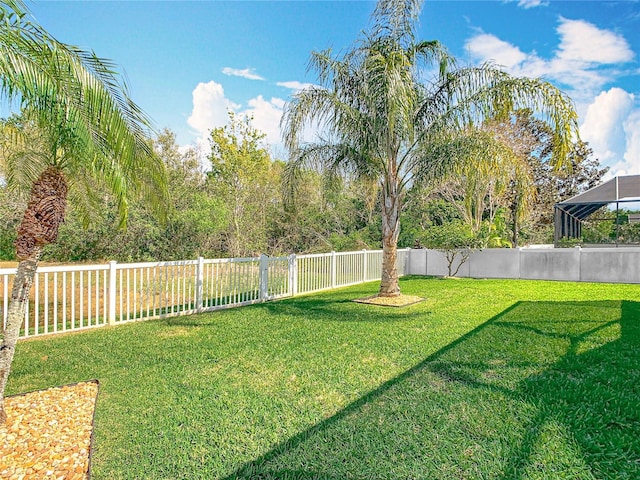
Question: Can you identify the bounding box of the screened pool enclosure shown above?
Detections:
[554,175,640,246]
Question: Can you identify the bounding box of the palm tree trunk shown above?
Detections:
[0,166,67,424]
[379,177,401,297]
[0,250,41,423]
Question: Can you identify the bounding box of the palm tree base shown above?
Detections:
[354,294,425,307]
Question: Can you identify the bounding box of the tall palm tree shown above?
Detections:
[0,1,167,423]
[281,0,578,297]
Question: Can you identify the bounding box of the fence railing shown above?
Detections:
[1,249,409,339]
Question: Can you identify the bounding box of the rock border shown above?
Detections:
[353,294,426,307]
[0,379,99,479]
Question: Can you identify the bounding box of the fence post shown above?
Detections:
[576,245,582,282]
[331,251,337,288]
[259,254,269,301]
[402,248,409,276]
[108,261,117,326]
[196,257,204,312]
[363,249,368,281]
[288,254,298,297]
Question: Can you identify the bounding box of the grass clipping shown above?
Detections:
[353,294,425,307]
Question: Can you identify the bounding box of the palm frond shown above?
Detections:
[0,0,168,227]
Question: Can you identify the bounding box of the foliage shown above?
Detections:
[207,113,278,257]
[576,209,640,246]
[406,113,607,249]
[400,191,462,247]
[478,208,513,248]
[556,236,583,248]
[7,278,640,479]
[432,127,526,237]
[617,222,640,244]
[272,169,382,253]
[0,6,168,230]
[156,129,226,259]
[482,110,547,246]
[282,0,578,295]
[419,220,480,276]
[38,129,226,262]
[0,184,23,260]
[526,140,609,244]
[1,121,390,262]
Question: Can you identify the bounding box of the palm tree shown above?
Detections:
[0,1,167,423]
[281,0,578,297]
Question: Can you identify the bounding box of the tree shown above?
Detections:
[431,111,548,247]
[432,131,525,240]
[281,0,578,297]
[526,141,608,244]
[481,111,543,246]
[13,129,226,263]
[148,129,224,260]
[420,220,480,276]
[207,113,278,257]
[0,136,24,259]
[271,168,382,254]
[0,1,167,423]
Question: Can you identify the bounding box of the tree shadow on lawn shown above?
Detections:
[223,300,640,480]
[166,290,431,329]
[259,295,431,322]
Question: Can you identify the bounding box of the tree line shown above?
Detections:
[1,110,607,264]
[0,114,381,262]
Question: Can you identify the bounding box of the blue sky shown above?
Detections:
[27,0,640,176]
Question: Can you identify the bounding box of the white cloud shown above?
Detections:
[555,18,634,66]
[580,88,638,175]
[517,0,548,9]
[610,109,640,176]
[243,95,286,147]
[465,33,527,69]
[186,81,240,159]
[185,80,288,158]
[465,17,634,96]
[222,67,265,81]
[465,33,554,85]
[276,80,315,91]
[465,19,638,178]
[622,111,640,174]
[187,81,239,136]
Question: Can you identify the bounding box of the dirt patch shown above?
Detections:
[0,380,99,479]
[353,294,425,307]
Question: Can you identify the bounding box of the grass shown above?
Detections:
[7,276,640,479]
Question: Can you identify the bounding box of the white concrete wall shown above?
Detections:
[580,248,640,284]
[426,249,449,276]
[407,247,640,284]
[519,247,581,282]
[408,249,428,275]
[468,248,520,279]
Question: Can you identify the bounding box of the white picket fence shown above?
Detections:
[1,249,410,339]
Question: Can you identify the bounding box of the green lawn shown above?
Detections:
[8,277,640,479]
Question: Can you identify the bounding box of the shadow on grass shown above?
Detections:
[223,300,639,479]
[259,295,431,322]
[166,288,431,328]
